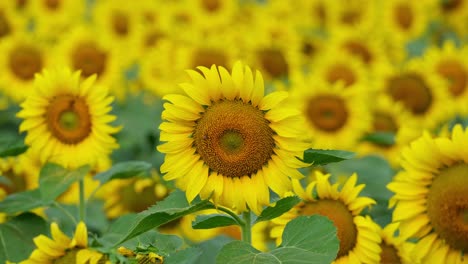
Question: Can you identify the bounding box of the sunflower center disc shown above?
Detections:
[202,0,221,12]
[257,48,289,78]
[436,60,467,97]
[46,95,92,144]
[54,249,79,264]
[387,73,432,115]
[380,243,401,264]
[394,4,413,29]
[45,0,60,10]
[0,12,11,38]
[343,41,372,65]
[427,163,468,251]
[112,12,129,36]
[300,199,357,257]
[192,49,227,69]
[306,95,348,132]
[326,64,356,87]
[9,45,43,81]
[72,42,107,77]
[194,100,274,178]
[373,111,398,132]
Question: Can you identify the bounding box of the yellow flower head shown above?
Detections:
[157,61,309,214]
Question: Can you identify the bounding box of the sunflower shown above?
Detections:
[0,33,49,103]
[95,171,169,218]
[16,68,120,169]
[157,61,308,214]
[431,0,468,36]
[387,125,468,263]
[188,0,238,31]
[327,0,377,35]
[423,41,468,111]
[293,0,331,29]
[270,171,381,263]
[20,221,106,264]
[29,0,85,40]
[289,73,372,150]
[0,2,27,41]
[379,223,415,264]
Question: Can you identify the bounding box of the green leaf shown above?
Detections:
[121,230,183,257]
[361,132,395,146]
[0,190,44,215]
[99,190,215,248]
[255,196,301,223]
[216,215,339,264]
[192,214,238,229]
[0,212,48,263]
[197,236,234,264]
[39,163,90,202]
[0,137,27,158]
[303,149,355,165]
[165,247,202,264]
[94,161,152,184]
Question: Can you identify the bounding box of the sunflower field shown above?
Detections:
[0,0,467,263]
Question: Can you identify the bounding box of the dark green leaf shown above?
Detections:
[0,137,27,158]
[216,215,339,264]
[192,214,238,229]
[0,213,48,263]
[121,230,183,257]
[0,190,43,215]
[94,161,152,184]
[39,163,90,202]
[255,196,301,223]
[197,236,233,264]
[165,247,202,264]
[303,149,355,165]
[361,132,395,146]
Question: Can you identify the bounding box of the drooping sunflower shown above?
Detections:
[289,73,372,150]
[270,171,381,263]
[387,125,468,263]
[20,222,106,264]
[378,222,416,264]
[0,33,49,102]
[16,68,120,169]
[157,61,308,214]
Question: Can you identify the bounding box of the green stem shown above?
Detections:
[217,206,244,226]
[241,211,252,244]
[79,179,86,222]
[53,202,77,225]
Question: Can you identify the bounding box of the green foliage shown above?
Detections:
[303,149,355,165]
[0,213,48,263]
[165,247,203,264]
[254,196,301,223]
[192,214,238,229]
[94,161,152,184]
[0,189,43,214]
[0,137,27,158]
[216,215,339,264]
[361,132,395,146]
[196,236,234,264]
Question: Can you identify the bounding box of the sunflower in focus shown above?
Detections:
[20,222,106,264]
[387,125,468,263]
[157,61,308,214]
[289,74,371,150]
[0,33,49,102]
[17,68,120,169]
[378,222,415,264]
[270,171,381,263]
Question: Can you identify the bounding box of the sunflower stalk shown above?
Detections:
[241,211,252,244]
[79,178,86,222]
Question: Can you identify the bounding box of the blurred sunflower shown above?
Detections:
[293,0,330,29]
[20,222,106,264]
[188,0,238,31]
[30,0,85,40]
[0,33,48,102]
[289,74,371,150]
[327,0,377,34]
[16,68,120,169]
[0,2,27,41]
[387,125,468,263]
[96,172,169,218]
[271,172,381,263]
[379,223,415,264]
[431,0,468,35]
[157,62,308,214]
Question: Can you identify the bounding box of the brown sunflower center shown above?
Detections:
[144,30,165,48]
[194,100,275,178]
[436,60,467,97]
[112,11,129,36]
[202,0,221,12]
[301,41,316,58]
[380,243,401,264]
[394,4,413,30]
[306,95,348,132]
[0,169,27,195]
[72,42,107,78]
[299,199,357,258]
[343,41,372,65]
[257,48,289,78]
[341,10,360,25]
[373,112,398,132]
[192,49,227,69]
[46,95,91,144]
[120,181,162,213]
[326,64,356,87]
[442,0,462,12]
[45,0,60,10]
[9,44,43,81]
[0,11,11,38]
[427,163,468,251]
[387,73,432,115]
